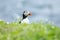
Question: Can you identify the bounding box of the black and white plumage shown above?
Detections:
[19,10,32,24]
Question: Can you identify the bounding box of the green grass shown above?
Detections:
[0,21,60,40]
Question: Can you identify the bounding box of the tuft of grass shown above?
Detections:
[0,21,60,40]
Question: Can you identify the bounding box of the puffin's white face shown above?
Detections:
[23,10,32,16]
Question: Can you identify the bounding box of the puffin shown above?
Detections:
[19,10,32,24]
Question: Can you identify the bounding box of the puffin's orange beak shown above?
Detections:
[28,12,32,16]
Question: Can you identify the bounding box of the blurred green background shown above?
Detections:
[0,21,60,40]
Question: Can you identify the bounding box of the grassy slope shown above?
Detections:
[0,21,60,40]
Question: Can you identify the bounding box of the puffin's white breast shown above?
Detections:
[21,18,30,24]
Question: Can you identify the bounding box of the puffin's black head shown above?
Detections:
[22,10,32,19]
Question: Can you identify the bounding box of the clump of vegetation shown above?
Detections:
[0,21,60,40]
